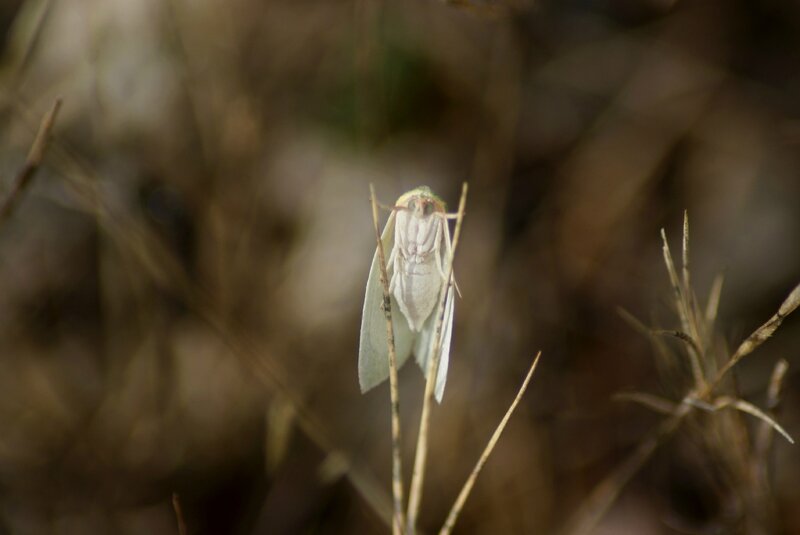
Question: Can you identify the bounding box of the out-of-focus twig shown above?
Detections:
[172,492,187,535]
[753,359,790,484]
[0,97,61,225]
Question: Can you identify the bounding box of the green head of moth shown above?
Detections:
[395,186,446,217]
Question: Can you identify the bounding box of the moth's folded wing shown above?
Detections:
[434,284,455,403]
[358,214,414,393]
[414,310,434,373]
[414,220,456,403]
[413,285,454,403]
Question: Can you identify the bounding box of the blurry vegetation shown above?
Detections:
[0,0,799,534]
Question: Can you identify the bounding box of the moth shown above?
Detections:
[358,186,456,402]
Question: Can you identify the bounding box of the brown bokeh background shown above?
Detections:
[0,0,799,533]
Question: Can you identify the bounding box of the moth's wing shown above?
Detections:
[434,221,456,403]
[414,218,455,403]
[414,312,434,373]
[434,281,455,403]
[358,212,415,393]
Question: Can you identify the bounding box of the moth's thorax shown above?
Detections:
[390,193,447,332]
[394,193,445,262]
[395,211,439,262]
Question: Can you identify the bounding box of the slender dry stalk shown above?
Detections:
[172,492,188,535]
[752,359,789,491]
[369,183,406,535]
[406,182,469,534]
[712,283,800,383]
[0,97,61,224]
[439,352,541,535]
[660,228,705,388]
[652,329,704,359]
[680,212,705,348]
[613,391,678,415]
[705,275,725,331]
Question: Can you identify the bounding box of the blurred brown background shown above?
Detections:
[0,0,799,533]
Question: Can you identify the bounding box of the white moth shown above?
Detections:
[359,186,455,402]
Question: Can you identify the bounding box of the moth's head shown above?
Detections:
[395,186,445,218]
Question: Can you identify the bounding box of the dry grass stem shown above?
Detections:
[0,97,62,224]
[660,228,705,388]
[652,329,704,360]
[764,359,789,412]
[680,212,705,348]
[684,395,793,444]
[567,221,798,535]
[172,492,188,535]
[369,183,406,535]
[616,307,651,336]
[407,182,469,534]
[614,391,678,415]
[713,282,800,383]
[753,359,789,483]
[681,211,690,294]
[439,352,542,535]
[704,273,725,337]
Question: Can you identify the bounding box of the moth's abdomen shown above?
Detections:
[393,257,442,332]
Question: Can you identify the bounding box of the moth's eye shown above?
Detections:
[408,199,417,211]
[423,202,434,215]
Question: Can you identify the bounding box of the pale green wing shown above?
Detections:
[435,281,454,402]
[413,218,455,403]
[358,212,415,393]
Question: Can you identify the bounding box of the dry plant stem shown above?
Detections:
[0,97,62,224]
[614,391,678,415]
[653,329,704,359]
[369,183,406,535]
[439,352,541,535]
[681,212,705,349]
[704,274,724,334]
[660,228,705,388]
[172,492,188,535]
[753,359,789,485]
[713,282,800,384]
[407,182,468,534]
[566,281,800,535]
